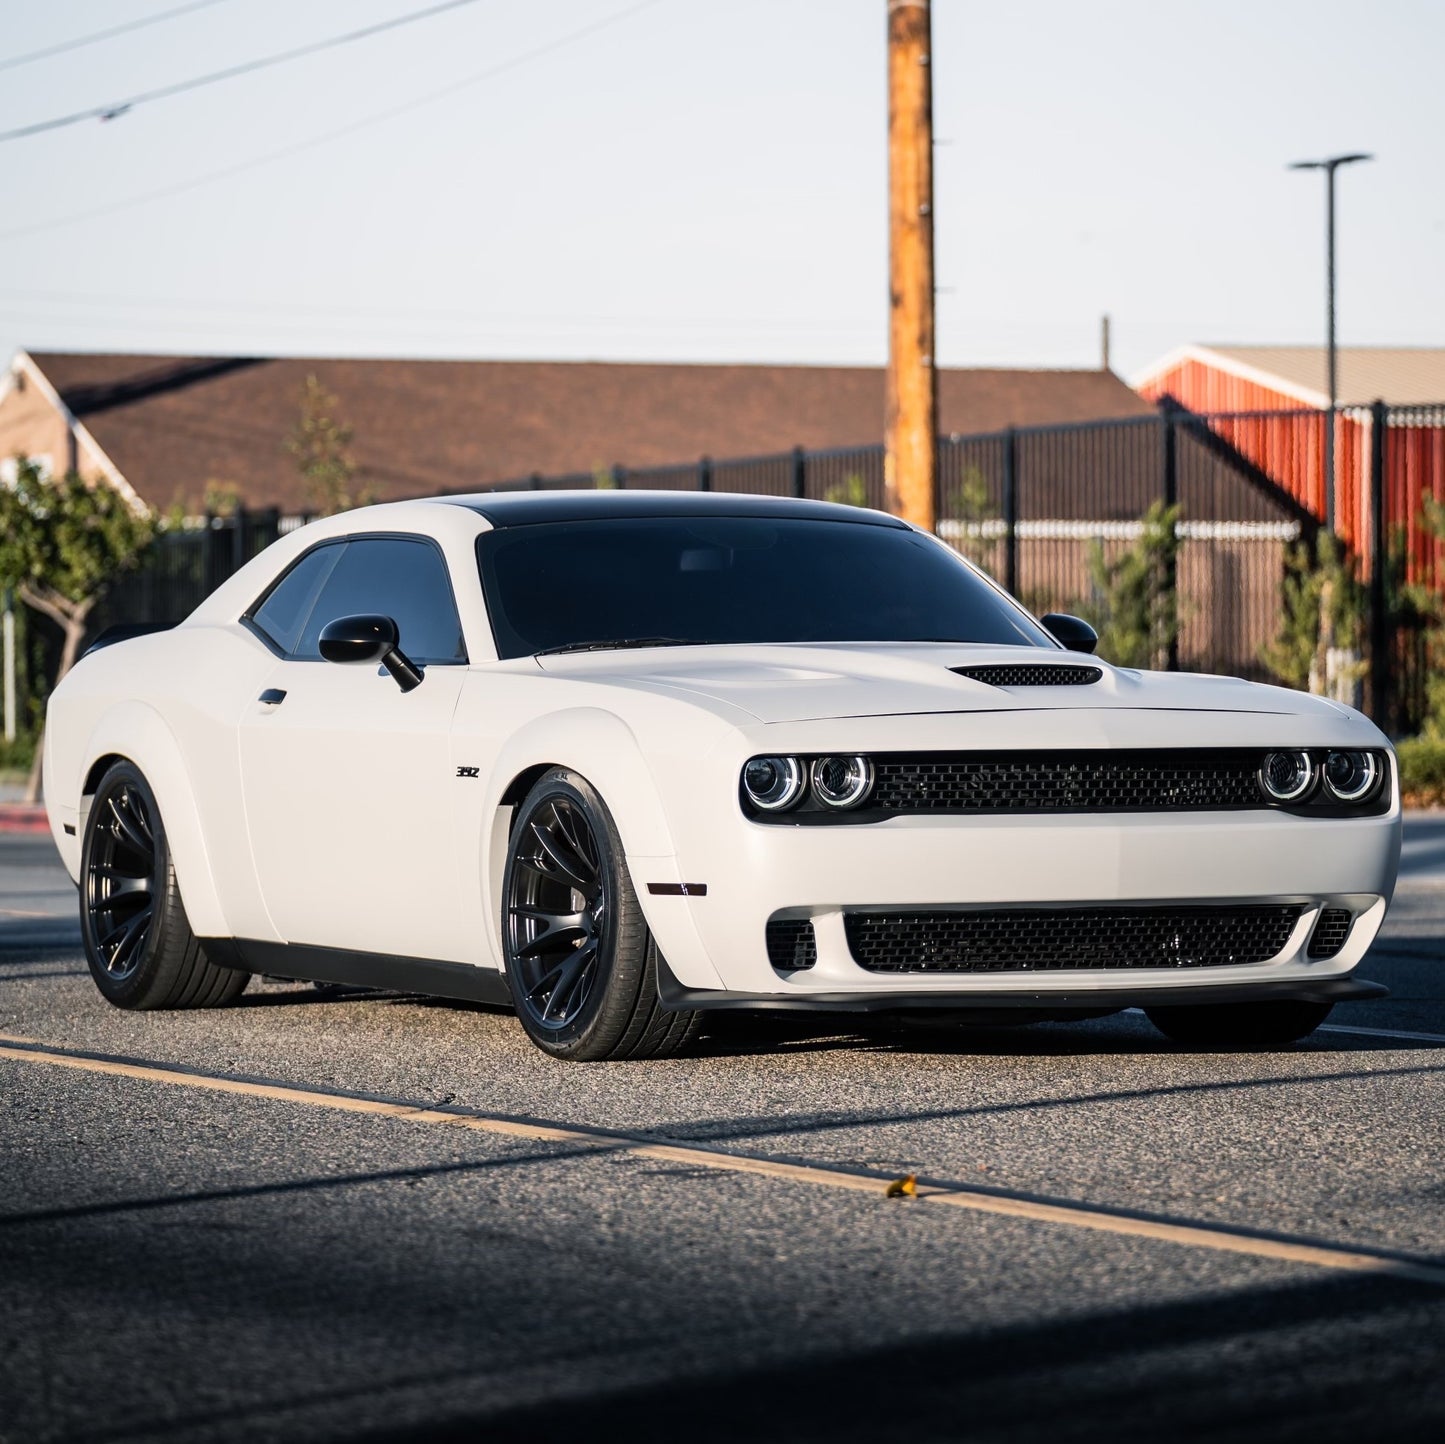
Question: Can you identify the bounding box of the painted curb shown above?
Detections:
[0,806,51,835]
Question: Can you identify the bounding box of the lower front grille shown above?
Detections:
[766,918,817,971]
[845,905,1305,974]
[1307,908,1353,959]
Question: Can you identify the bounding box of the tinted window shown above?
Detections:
[249,543,344,655]
[477,517,1053,659]
[295,537,466,663]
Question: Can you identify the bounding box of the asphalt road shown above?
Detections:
[2,823,1443,1444]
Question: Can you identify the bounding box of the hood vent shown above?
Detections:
[952,663,1103,688]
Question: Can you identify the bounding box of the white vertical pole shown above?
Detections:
[2,590,15,744]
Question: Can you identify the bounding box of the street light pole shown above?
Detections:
[1288,151,1372,534]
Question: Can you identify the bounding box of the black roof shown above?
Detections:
[440,489,909,529]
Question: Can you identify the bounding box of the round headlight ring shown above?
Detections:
[1323,750,1380,804]
[810,755,875,810]
[1260,750,1315,804]
[743,755,805,812]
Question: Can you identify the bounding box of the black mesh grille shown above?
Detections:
[870,751,1265,814]
[1307,908,1353,960]
[953,664,1102,687]
[845,905,1304,974]
[766,918,817,971]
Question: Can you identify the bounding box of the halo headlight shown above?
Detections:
[1322,750,1380,803]
[810,755,875,810]
[743,756,805,812]
[1259,750,1315,804]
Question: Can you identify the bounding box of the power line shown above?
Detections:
[0,0,232,75]
[0,0,664,241]
[0,0,488,143]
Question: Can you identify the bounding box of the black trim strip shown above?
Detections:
[199,938,512,1008]
[647,883,708,897]
[62,823,76,836]
[653,957,1386,1014]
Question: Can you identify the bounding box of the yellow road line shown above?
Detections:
[2,1032,1443,1288]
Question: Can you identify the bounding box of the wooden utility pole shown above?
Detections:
[884,0,936,529]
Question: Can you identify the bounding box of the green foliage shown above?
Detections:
[0,731,36,775]
[1081,501,1180,670]
[1261,531,1366,692]
[948,467,999,570]
[0,458,157,627]
[1397,735,1445,806]
[1386,496,1445,737]
[822,473,870,509]
[287,375,367,515]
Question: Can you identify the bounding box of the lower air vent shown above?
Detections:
[953,664,1102,687]
[845,904,1304,974]
[1307,908,1353,960]
[766,918,817,972]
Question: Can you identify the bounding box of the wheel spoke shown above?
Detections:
[103,905,153,973]
[107,793,152,860]
[542,945,594,1022]
[527,812,596,896]
[509,905,587,959]
[101,872,152,902]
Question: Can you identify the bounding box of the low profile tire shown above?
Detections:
[80,761,249,1011]
[501,768,700,1061]
[1144,1000,1332,1048]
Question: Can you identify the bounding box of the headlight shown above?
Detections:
[1259,750,1314,803]
[810,755,875,810]
[742,756,805,811]
[1323,750,1380,803]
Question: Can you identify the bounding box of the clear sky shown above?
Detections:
[0,0,1440,383]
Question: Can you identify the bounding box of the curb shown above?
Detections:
[0,805,51,835]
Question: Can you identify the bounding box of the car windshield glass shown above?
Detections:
[476,517,1054,659]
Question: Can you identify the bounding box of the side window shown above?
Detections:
[248,543,344,656]
[296,537,467,664]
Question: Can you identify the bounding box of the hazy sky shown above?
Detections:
[0,0,1440,382]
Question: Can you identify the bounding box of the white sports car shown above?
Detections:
[44,492,1399,1060]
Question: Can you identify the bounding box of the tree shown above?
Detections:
[1082,501,1180,670]
[0,459,158,801]
[1261,531,1365,695]
[287,375,367,515]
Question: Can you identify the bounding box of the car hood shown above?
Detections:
[535,642,1348,725]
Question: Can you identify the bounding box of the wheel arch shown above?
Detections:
[77,703,231,938]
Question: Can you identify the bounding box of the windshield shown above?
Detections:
[476,516,1054,659]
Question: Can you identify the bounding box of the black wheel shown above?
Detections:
[81,761,249,1011]
[1144,1000,1332,1048]
[501,768,699,1061]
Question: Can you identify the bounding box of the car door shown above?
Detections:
[238,533,474,963]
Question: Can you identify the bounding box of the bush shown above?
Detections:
[0,731,36,775]
[1397,736,1445,808]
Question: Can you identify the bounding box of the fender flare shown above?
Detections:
[77,702,231,939]
[481,707,725,990]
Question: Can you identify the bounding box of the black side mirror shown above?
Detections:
[1041,613,1099,655]
[318,614,424,692]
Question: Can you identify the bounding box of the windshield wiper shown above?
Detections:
[534,636,695,657]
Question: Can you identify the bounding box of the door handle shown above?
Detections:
[258,688,287,706]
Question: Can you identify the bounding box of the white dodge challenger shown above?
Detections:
[44,491,1400,1060]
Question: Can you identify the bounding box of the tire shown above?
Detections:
[501,768,700,1061]
[80,761,249,1011]
[1144,1000,1332,1048]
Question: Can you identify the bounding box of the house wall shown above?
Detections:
[0,358,112,483]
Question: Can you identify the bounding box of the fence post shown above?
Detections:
[1002,427,1018,596]
[610,464,626,491]
[1162,413,1179,671]
[698,456,712,492]
[231,504,246,574]
[529,472,542,491]
[1369,398,1390,731]
[791,446,806,499]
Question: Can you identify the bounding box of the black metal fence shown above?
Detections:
[54,400,1445,736]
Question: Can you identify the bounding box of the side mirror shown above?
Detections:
[318,614,424,692]
[1041,613,1099,655]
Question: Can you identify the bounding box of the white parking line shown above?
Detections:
[1319,1023,1445,1046]
[2,1032,1443,1289]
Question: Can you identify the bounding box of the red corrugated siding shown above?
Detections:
[1139,357,1444,583]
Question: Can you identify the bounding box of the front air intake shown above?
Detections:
[952,664,1102,687]
[1307,908,1353,960]
[766,918,817,972]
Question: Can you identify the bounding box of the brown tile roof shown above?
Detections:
[27,352,1154,513]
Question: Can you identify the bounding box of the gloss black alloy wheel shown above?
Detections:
[501,768,700,1062]
[80,762,249,1011]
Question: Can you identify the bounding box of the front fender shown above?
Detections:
[74,702,232,939]
[481,707,725,989]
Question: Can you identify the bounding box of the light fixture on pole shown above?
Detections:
[1288,152,1372,534]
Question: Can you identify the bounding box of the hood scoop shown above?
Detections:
[953,663,1103,688]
